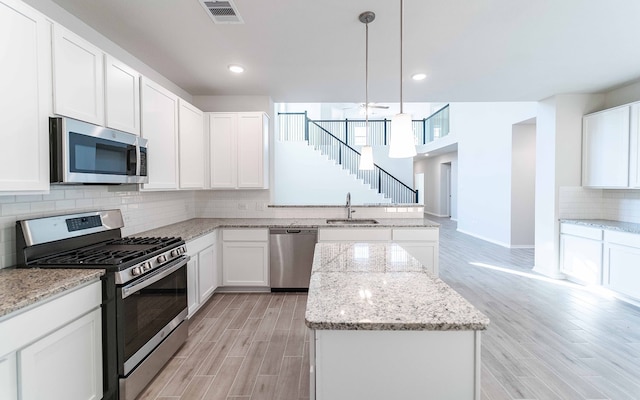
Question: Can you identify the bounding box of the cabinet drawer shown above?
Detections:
[560,223,602,240]
[223,228,268,242]
[392,228,438,241]
[604,230,640,248]
[318,228,391,242]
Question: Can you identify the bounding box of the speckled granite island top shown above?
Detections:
[0,268,104,319]
[135,218,439,242]
[561,219,640,234]
[305,243,489,331]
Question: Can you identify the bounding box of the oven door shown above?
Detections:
[117,256,189,376]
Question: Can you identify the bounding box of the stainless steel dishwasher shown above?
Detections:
[269,228,318,291]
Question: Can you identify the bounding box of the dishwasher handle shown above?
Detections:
[269,228,317,235]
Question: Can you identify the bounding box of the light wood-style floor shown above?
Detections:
[136,217,640,400]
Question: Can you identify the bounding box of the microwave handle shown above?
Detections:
[135,143,141,176]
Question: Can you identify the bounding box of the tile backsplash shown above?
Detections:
[0,187,423,269]
[0,186,195,269]
[559,186,640,222]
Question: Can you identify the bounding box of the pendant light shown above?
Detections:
[358,11,375,170]
[389,0,417,158]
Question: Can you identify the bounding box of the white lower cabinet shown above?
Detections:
[20,308,102,400]
[603,230,640,300]
[317,227,440,276]
[0,353,17,400]
[0,281,102,400]
[222,229,269,287]
[559,223,603,285]
[186,232,218,317]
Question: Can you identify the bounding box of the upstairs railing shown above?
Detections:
[279,104,449,146]
[278,113,418,203]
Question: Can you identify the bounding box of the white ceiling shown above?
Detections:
[48,0,640,103]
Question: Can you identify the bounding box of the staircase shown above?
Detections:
[278,108,450,204]
[274,141,391,205]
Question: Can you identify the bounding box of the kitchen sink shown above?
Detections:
[326,219,379,225]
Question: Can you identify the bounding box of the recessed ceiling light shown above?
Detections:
[423,153,430,157]
[228,64,245,73]
[412,73,427,81]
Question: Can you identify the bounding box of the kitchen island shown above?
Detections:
[305,242,489,400]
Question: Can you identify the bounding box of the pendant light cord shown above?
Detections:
[399,0,404,114]
[365,20,369,137]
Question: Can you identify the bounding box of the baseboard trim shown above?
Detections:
[456,228,511,248]
[510,244,535,249]
[425,211,450,218]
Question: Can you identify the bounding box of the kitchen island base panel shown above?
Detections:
[311,329,481,400]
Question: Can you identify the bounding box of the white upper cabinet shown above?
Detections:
[52,24,105,126]
[209,113,237,188]
[628,103,640,188]
[0,0,51,192]
[105,55,140,135]
[238,113,269,188]
[140,77,179,190]
[208,112,269,189]
[178,99,205,189]
[582,105,630,188]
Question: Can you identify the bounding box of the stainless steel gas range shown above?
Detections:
[16,210,189,400]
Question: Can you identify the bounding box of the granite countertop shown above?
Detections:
[134,218,439,242]
[560,219,640,234]
[0,268,104,319]
[305,243,489,331]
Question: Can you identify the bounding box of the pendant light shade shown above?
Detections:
[389,113,416,158]
[359,145,374,170]
[388,0,417,158]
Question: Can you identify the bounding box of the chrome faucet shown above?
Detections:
[346,192,355,219]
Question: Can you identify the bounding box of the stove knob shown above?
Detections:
[157,254,167,263]
[132,266,142,276]
[170,249,179,257]
[141,262,151,271]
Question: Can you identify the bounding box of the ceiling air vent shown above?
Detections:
[199,0,244,24]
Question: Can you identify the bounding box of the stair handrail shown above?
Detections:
[306,119,417,198]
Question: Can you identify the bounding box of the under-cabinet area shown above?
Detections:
[560,220,640,302]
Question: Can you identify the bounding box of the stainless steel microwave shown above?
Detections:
[50,117,148,184]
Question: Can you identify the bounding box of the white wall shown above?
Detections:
[534,94,604,277]
[413,152,458,218]
[452,102,537,247]
[273,141,389,205]
[193,95,273,114]
[604,80,640,108]
[511,123,536,247]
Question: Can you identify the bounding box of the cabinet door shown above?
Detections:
[187,256,199,317]
[52,24,104,125]
[0,0,50,192]
[560,234,602,284]
[582,106,630,188]
[209,113,238,188]
[604,243,640,300]
[222,242,269,286]
[20,308,102,400]
[105,55,140,135]
[237,113,268,188]
[198,245,217,303]
[0,353,17,400]
[140,78,179,190]
[178,99,205,189]
[629,103,640,188]
[396,242,438,276]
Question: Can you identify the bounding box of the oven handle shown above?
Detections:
[121,255,190,299]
